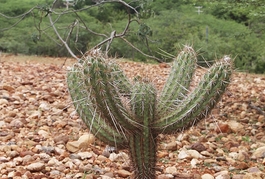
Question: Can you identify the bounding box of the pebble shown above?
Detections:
[161,141,178,150]
[53,134,69,144]
[26,162,45,172]
[109,152,129,162]
[116,169,131,178]
[66,134,95,152]
[251,146,265,159]
[165,166,177,174]
[190,142,207,152]
[157,174,174,179]
[214,171,230,179]
[77,151,93,159]
[0,99,8,105]
[227,120,244,133]
[201,174,214,179]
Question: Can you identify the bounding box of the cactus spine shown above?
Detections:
[67,46,232,179]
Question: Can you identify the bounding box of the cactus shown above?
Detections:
[67,46,232,179]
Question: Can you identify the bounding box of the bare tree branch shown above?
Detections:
[48,14,80,61]
[121,37,162,63]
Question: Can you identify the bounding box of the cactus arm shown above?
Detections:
[111,63,132,95]
[153,58,232,134]
[67,65,127,148]
[129,82,157,178]
[88,59,140,131]
[157,46,197,115]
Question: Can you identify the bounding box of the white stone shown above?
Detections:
[165,166,177,174]
[201,173,214,179]
[228,152,238,159]
[178,148,189,159]
[190,158,200,168]
[66,134,95,152]
[39,102,50,111]
[0,99,8,105]
[77,151,93,160]
[188,149,204,159]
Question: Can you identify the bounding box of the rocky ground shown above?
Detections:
[0,54,265,179]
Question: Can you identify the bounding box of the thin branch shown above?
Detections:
[48,14,80,61]
[248,102,265,117]
[51,0,139,16]
[74,12,107,38]
[121,37,162,63]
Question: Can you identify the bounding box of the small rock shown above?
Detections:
[100,175,113,179]
[116,169,131,178]
[9,119,24,128]
[157,174,174,179]
[77,151,93,160]
[214,171,229,178]
[66,134,95,152]
[251,146,265,159]
[69,154,81,159]
[178,148,189,159]
[247,167,261,173]
[101,172,114,178]
[190,142,206,152]
[109,152,129,162]
[97,155,108,162]
[190,158,200,168]
[0,156,9,162]
[161,141,178,150]
[38,129,50,139]
[216,123,231,133]
[227,120,244,133]
[54,135,69,144]
[50,170,61,176]
[26,162,45,172]
[0,121,6,128]
[165,166,177,174]
[188,149,204,159]
[39,102,50,111]
[7,150,19,158]
[201,173,214,179]
[157,151,169,158]
[41,146,55,154]
[229,152,238,159]
[0,98,8,105]
[232,174,244,179]
[235,162,248,170]
[243,172,264,179]
[20,151,35,157]
[174,173,195,178]
[47,158,61,166]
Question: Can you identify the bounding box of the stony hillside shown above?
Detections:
[0,55,265,179]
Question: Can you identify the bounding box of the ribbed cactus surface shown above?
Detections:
[67,46,232,179]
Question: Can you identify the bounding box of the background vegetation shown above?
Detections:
[0,0,265,73]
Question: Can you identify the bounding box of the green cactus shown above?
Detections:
[67,46,232,179]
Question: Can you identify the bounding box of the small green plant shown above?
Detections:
[67,46,232,179]
[242,136,251,143]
